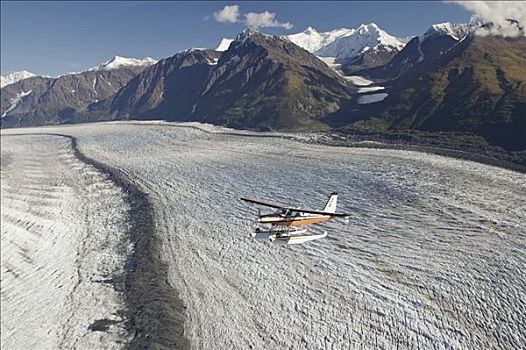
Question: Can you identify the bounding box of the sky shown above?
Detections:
[1,1,476,76]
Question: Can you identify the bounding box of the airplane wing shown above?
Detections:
[241,197,349,217]
[240,197,287,209]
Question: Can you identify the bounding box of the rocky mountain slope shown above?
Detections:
[93,49,222,122]
[1,56,155,127]
[92,30,353,130]
[194,30,353,129]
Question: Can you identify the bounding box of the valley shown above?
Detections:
[2,2,526,349]
[2,122,525,349]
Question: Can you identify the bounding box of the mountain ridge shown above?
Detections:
[2,24,525,156]
[0,63,151,127]
[285,23,407,73]
[91,56,157,71]
[88,29,353,130]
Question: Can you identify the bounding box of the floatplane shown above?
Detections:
[241,193,349,244]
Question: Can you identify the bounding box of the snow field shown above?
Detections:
[66,123,526,349]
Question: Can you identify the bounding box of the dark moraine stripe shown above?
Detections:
[3,132,190,350]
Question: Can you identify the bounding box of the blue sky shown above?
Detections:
[1,1,473,76]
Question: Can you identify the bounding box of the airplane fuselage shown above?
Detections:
[257,213,332,226]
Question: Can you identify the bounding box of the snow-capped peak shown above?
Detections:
[285,26,351,53]
[354,23,403,47]
[232,29,273,48]
[304,26,318,34]
[359,22,379,31]
[422,21,479,41]
[93,56,157,71]
[311,23,406,59]
[1,71,36,88]
[235,28,271,41]
[235,28,257,41]
[216,38,234,52]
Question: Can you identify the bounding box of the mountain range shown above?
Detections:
[1,56,155,125]
[1,21,525,155]
[340,34,526,152]
[286,23,407,73]
[87,30,352,130]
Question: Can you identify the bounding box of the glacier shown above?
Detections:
[1,122,525,349]
[1,134,132,349]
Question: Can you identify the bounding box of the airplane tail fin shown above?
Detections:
[323,193,338,213]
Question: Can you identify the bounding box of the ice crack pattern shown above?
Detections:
[1,134,132,349]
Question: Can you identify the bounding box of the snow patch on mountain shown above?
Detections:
[346,76,374,86]
[318,56,345,75]
[416,37,425,62]
[215,38,234,51]
[92,56,157,71]
[206,57,219,65]
[357,92,388,104]
[1,71,36,88]
[1,90,32,118]
[358,86,385,93]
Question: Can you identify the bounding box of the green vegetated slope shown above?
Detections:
[343,36,526,151]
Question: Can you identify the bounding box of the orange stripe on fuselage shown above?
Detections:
[275,216,331,226]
